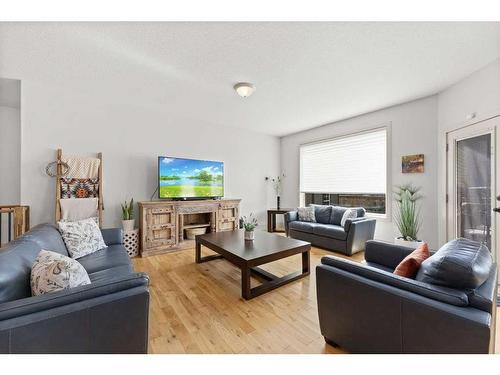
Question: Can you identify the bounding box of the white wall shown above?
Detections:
[437,58,500,245]
[0,105,21,205]
[18,79,280,228]
[280,96,439,248]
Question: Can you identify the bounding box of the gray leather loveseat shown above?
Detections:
[0,223,150,353]
[285,205,376,256]
[316,238,497,353]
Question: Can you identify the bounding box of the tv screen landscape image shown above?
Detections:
[158,156,224,199]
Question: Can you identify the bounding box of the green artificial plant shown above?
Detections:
[121,198,134,220]
[393,184,422,241]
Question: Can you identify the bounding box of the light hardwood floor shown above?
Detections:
[132,244,500,354]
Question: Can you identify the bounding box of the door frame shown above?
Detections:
[446,117,499,263]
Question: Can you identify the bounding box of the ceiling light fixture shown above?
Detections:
[234,82,256,98]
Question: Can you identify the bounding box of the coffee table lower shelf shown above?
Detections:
[195,235,310,300]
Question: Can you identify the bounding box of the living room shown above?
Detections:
[1,1,500,372]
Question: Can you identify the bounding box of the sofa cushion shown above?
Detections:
[30,250,91,296]
[289,221,316,234]
[20,223,69,257]
[77,245,132,274]
[415,238,493,290]
[310,205,332,224]
[88,264,134,283]
[312,224,348,240]
[330,206,347,225]
[0,238,42,303]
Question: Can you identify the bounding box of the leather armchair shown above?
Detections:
[316,240,497,353]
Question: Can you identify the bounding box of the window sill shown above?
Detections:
[366,213,390,222]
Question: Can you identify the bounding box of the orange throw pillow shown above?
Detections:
[393,243,430,279]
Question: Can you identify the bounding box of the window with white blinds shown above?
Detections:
[300,128,387,195]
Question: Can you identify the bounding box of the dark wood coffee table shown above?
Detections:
[195,230,311,300]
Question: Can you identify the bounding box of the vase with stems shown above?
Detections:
[266,173,285,209]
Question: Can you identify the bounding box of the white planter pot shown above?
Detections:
[122,219,135,232]
[394,237,422,249]
[244,230,255,241]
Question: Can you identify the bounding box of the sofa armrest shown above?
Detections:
[284,210,298,236]
[0,272,149,321]
[101,228,123,245]
[343,217,370,232]
[364,240,420,269]
[345,218,376,255]
[320,256,469,306]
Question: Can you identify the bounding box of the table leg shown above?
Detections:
[302,250,310,274]
[241,266,251,300]
[272,214,276,232]
[267,211,272,232]
[195,240,201,263]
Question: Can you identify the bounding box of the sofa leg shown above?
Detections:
[324,337,339,347]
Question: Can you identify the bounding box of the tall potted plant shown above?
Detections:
[394,184,422,249]
[121,198,135,232]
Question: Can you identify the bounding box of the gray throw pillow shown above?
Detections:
[298,206,316,222]
[340,208,358,227]
[58,217,107,259]
[31,249,91,296]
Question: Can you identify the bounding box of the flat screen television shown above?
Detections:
[158,156,224,199]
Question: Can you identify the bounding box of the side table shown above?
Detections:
[267,208,294,233]
[123,228,139,257]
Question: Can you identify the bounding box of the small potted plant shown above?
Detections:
[242,213,258,241]
[121,198,135,232]
[394,184,422,248]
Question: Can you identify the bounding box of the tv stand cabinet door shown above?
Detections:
[217,203,239,232]
[143,205,177,251]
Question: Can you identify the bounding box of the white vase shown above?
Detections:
[122,219,135,232]
[394,237,422,249]
[244,230,255,241]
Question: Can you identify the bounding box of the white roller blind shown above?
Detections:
[300,128,387,194]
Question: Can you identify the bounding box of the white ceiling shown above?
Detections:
[0,78,20,108]
[1,22,499,136]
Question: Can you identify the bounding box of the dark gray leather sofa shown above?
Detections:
[316,239,497,353]
[285,205,376,256]
[0,223,150,354]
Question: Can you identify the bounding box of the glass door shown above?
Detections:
[447,117,499,262]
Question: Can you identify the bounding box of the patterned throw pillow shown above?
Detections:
[60,178,99,198]
[58,217,107,259]
[298,206,316,222]
[31,250,91,296]
[340,208,358,227]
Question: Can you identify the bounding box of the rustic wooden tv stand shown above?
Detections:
[138,199,241,257]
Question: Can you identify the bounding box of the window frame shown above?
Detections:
[299,124,392,220]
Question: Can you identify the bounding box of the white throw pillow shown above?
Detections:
[31,250,91,296]
[298,206,316,222]
[340,208,358,227]
[58,217,107,259]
